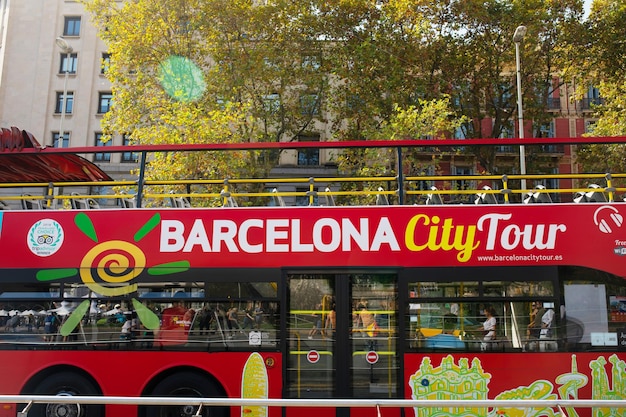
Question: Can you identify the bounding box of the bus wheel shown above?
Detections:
[144,372,228,417]
[29,372,103,417]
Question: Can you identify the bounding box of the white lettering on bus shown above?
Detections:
[184,219,212,252]
[371,217,399,251]
[291,219,314,252]
[239,219,264,253]
[477,213,566,251]
[312,218,341,252]
[212,220,239,252]
[267,219,289,252]
[159,217,400,253]
[161,220,185,252]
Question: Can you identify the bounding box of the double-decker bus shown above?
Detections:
[0,133,625,417]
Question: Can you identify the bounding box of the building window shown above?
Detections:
[263,93,280,113]
[95,133,111,162]
[414,166,435,190]
[59,53,78,74]
[101,53,111,75]
[454,122,472,140]
[301,54,321,70]
[546,89,560,110]
[297,134,320,166]
[346,94,364,111]
[498,120,515,139]
[451,83,472,111]
[454,166,473,192]
[263,57,280,69]
[497,82,514,109]
[295,187,316,206]
[535,121,555,138]
[300,93,320,116]
[63,16,81,37]
[496,121,515,153]
[536,168,560,202]
[581,86,604,110]
[98,92,113,113]
[55,91,74,114]
[52,132,70,148]
[121,135,139,163]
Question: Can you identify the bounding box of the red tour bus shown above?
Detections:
[0,135,625,417]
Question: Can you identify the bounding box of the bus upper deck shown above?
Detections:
[1,130,626,209]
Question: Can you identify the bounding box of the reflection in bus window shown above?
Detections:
[409,281,480,298]
[406,267,626,353]
[408,280,554,298]
[0,280,279,351]
[408,301,541,352]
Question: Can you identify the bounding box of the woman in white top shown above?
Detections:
[481,307,497,351]
[540,308,555,339]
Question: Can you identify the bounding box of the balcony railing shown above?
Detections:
[579,97,605,110]
[546,97,561,110]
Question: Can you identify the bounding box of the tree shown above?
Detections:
[316,0,583,174]
[558,0,626,184]
[335,97,467,205]
[412,0,583,174]
[562,0,626,181]
[84,0,464,202]
[84,0,249,205]
[84,0,335,205]
[84,0,586,195]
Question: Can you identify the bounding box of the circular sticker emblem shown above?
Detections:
[307,350,320,364]
[28,219,64,257]
[365,351,379,364]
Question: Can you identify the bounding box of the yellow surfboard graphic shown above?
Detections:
[241,352,268,417]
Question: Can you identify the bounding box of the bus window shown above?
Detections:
[408,300,558,352]
[0,279,279,351]
[563,267,626,351]
[406,273,561,352]
[409,281,480,298]
[503,281,554,297]
[287,274,336,398]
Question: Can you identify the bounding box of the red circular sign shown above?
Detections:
[365,351,379,364]
[307,350,320,364]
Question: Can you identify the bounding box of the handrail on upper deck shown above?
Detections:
[0,171,624,209]
[2,138,626,208]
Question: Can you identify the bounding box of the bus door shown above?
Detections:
[285,273,399,417]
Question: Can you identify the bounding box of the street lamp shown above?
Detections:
[513,25,527,190]
[55,37,73,148]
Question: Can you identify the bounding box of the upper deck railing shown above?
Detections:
[1,137,625,209]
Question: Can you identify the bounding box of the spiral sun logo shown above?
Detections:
[36,212,190,337]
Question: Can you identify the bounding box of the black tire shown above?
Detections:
[144,372,228,417]
[28,371,104,417]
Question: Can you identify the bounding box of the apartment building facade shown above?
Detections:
[0,0,132,180]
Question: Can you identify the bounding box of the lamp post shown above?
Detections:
[55,37,73,148]
[513,25,527,190]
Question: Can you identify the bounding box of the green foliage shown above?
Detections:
[380,99,468,141]
[83,0,623,185]
[336,99,464,205]
[567,0,626,175]
[83,0,252,205]
[321,0,584,173]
